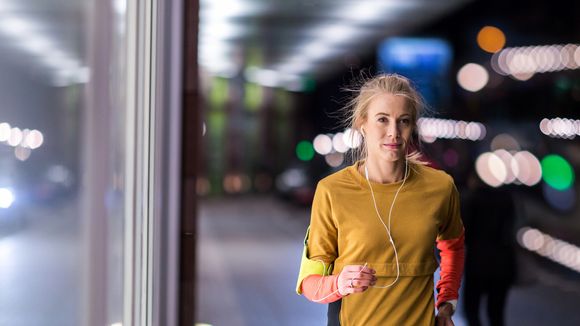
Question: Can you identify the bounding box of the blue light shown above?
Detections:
[377,38,453,109]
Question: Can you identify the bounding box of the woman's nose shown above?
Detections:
[387,123,400,138]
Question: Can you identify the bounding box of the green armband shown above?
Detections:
[295,226,333,295]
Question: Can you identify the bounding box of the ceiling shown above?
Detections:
[199,0,473,90]
[0,0,89,86]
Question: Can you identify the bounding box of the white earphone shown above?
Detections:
[364,156,408,288]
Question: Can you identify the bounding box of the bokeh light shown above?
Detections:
[14,146,31,161]
[513,151,542,186]
[477,26,506,53]
[492,44,580,79]
[313,134,333,155]
[475,152,504,187]
[0,188,15,208]
[539,118,579,139]
[325,152,344,168]
[343,128,362,149]
[417,118,486,142]
[490,133,521,151]
[541,155,574,190]
[0,122,11,141]
[276,168,307,192]
[296,140,315,161]
[518,227,580,273]
[457,63,489,92]
[196,177,211,196]
[542,183,576,212]
[332,132,349,153]
[493,149,517,184]
[223,173,251,194]
[475,150,545,187]
[7,127,22,147]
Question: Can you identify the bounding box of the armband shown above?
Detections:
[295,226,333,294]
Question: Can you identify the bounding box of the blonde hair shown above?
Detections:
[343,73,427,165]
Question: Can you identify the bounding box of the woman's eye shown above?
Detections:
[378,117,386,123]
[400,119,410,125]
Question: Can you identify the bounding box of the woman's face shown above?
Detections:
[360,93,413,163]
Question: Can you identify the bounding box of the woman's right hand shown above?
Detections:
[337,265,377,296]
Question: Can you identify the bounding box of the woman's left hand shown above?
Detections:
[435,303,454,326]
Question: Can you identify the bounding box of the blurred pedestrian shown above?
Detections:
[462,172,517,326]
[295,74,465,325]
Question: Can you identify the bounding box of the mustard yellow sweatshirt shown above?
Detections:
[304,161,463,325]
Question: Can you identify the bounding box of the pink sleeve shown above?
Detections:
[301,274,343,304]
[435,230,465,308]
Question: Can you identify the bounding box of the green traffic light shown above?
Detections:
[541,154,574,191]
[296,140,315,161]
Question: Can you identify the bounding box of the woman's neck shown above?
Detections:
[363,157,406,184]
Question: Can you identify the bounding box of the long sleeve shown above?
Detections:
[435,230,465,308]
[296,182,339,295]
[435,180,465,308]
[301,274,343,303]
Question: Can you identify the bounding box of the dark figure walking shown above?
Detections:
[462,175,517,326]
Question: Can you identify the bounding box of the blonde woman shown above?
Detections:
[296,74,465,325]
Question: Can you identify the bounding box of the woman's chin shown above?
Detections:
[378,152,404,163]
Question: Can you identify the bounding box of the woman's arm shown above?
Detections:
[301,274,342,303]
[302,265,377,303]
[435,230,465,309]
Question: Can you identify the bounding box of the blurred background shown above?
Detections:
[0,0,579,325]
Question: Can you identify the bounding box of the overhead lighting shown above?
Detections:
[310,24,363,45]
[200,19,250,41]
[0,14,86,86]
[275,59,315,75]
[113,0,126,15]
[0,16,37,36]
[331,1,416,22]
[200,0,267,18]
[18,35,52,53]
[244,66,305,90]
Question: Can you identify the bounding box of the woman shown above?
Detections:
[296,74,465,325]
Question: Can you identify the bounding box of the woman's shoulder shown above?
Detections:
[317,163,359,189]
[412,163,456,189]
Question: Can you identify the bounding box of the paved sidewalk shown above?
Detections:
[196,195,580,326]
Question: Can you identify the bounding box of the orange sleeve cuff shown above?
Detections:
[435,230,465,308]
[301,274,343,304]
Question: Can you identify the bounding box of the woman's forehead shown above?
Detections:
[366,93,411,115]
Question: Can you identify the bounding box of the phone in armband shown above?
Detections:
[295,226,333,295]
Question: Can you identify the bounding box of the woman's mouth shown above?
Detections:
[383,143,401,150]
